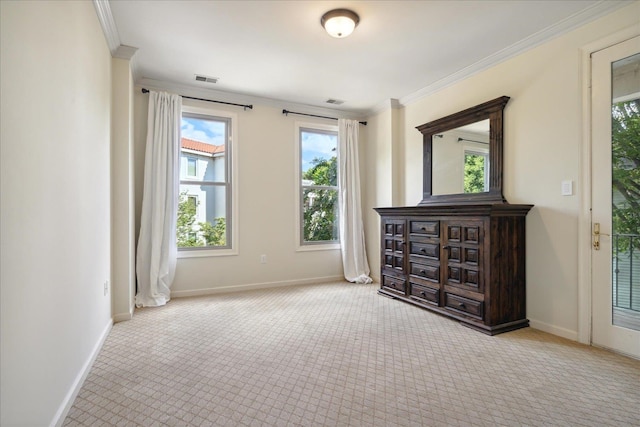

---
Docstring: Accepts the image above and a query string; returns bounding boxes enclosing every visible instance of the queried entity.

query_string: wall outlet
[260,254,267,264]
[104,280,109,296]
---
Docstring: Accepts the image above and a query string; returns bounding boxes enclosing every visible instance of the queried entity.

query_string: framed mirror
[416,96,510,205]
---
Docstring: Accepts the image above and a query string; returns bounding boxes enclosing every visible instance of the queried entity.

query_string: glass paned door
[592,36,640,358]
[611,57,640,329]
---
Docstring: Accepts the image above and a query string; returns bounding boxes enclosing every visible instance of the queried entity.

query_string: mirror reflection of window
[464,150,489,193]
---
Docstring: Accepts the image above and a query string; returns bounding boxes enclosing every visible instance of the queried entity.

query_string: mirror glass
[432,119,490,195]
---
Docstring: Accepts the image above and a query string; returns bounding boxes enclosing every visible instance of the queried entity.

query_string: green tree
[177,192,226,247]
[464,153,486,193]
[200,218,226,246]
[612,99,640,250]
[303,156,338,242]
[177,191,201,247]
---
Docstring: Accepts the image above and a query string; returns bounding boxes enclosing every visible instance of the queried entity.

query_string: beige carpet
[64,282,640,426]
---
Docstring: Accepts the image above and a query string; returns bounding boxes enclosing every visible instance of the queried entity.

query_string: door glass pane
[611,53,640,330]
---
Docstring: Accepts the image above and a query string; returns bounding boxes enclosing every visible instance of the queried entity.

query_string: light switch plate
[561,180,573,196]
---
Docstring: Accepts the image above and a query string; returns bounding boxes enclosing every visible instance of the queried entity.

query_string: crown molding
[93,0,140,81]
[137,78,368,122]
[399,0,634,107]
[93,0,120,55]
[113,45,138,60]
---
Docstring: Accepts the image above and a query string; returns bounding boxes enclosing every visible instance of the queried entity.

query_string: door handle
[593,222,610,251]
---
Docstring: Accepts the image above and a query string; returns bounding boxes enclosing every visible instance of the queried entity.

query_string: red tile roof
[181,138,224,155]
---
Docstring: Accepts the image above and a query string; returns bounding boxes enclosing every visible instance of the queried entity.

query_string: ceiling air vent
[326,99,345,105]
[195,74,218,84]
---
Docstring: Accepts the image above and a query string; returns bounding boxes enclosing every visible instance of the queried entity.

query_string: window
[178,111,232,251]
[187,195,198,211]
[297,125,339,246]
[186,157,197,178]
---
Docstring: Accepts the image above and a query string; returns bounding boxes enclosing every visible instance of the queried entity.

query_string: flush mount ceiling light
[321,9,360,38]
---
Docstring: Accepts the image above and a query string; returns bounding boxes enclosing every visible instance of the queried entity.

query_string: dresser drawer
[444,293,483,320]
[410,220,439,237]
[409,261,439,283]
[409,241,440,260]
[382,275,406,295]
[409,282,439,305]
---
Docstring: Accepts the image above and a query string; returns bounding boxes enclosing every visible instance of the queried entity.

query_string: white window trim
[178,102,239,258]
[294,121,340,252]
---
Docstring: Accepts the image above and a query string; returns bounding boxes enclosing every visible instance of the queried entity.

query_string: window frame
[294,121,340,252]
[178,103,238,258]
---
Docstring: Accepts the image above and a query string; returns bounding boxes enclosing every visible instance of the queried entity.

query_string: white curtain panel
[338,119,372,284]
[135,91,182,307]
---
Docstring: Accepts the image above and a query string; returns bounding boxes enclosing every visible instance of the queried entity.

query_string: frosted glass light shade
[321,9,359,38]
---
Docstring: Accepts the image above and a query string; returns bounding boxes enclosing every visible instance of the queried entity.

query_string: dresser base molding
[378,288,529,335]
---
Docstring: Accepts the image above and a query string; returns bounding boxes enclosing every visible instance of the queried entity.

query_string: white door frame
[578,25,640,345]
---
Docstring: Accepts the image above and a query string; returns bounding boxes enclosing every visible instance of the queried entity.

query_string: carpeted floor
[64,281,640,426]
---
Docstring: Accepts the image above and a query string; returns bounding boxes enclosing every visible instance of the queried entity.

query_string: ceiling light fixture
[321,9,359,38]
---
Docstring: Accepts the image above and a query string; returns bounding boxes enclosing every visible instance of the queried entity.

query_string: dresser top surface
[374,203,533,217]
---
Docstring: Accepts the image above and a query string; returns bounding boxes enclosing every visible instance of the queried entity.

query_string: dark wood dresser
[374,203,532,335]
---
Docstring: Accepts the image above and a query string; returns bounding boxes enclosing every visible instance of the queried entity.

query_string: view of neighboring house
[180,137,226,226]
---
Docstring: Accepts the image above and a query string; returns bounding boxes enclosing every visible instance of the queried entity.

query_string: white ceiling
[107,0,629,115]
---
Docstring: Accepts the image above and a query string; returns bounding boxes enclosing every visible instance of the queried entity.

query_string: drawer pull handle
[420,248,426,253]
[458,302,466,309]
[420,270,426,275]
[420,227,427,231]
[420,291,426,297]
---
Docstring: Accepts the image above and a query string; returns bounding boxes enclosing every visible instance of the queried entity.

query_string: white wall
[363,2,640,340]
[0,2,113,425]
[134,96,347,295]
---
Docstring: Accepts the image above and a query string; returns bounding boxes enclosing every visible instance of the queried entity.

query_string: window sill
[177,248,238,258]
[296,243,341,252]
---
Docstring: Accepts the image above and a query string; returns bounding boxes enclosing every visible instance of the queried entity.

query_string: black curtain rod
[282,109,367,126]
[141,88,253,111]
[457,137,488,145]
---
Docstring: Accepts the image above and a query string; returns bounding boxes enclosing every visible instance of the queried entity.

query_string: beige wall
[134,96,347,295]
[112,57,136,322]
[363,2,640,340]
[0,1,113,425]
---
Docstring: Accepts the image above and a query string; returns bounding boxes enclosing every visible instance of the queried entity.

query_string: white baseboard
[113,302,135,323]
[171,275,345,298]
[113,310,133,323]
[52,319,112,427]
[528,318,578,341]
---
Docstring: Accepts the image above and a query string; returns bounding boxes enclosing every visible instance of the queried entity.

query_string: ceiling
[107,0,629,116]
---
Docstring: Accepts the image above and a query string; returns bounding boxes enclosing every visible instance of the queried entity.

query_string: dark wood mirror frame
[416,96,510,205]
